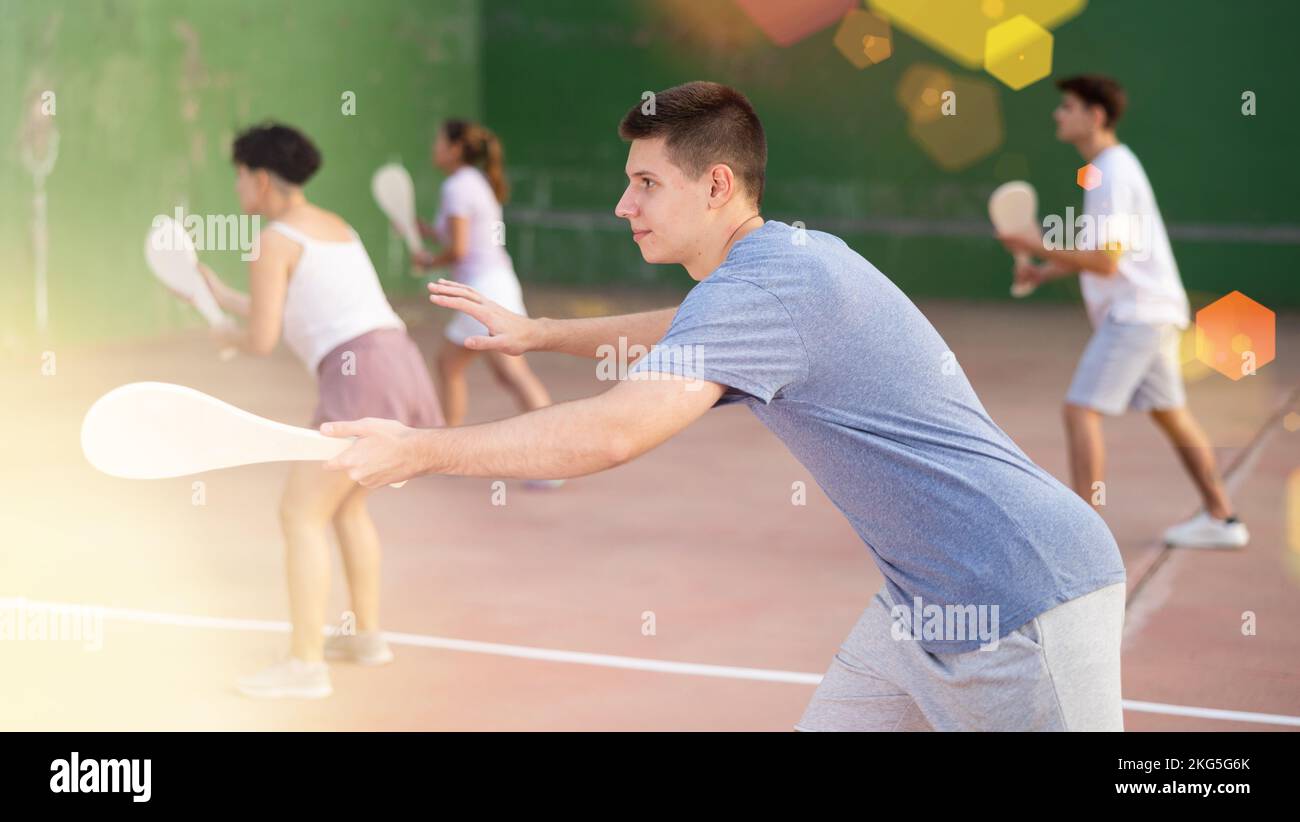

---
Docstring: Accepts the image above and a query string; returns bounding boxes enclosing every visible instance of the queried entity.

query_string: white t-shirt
[1079,144,1190,329]
[271,222,405,374]
[434,166,515,284]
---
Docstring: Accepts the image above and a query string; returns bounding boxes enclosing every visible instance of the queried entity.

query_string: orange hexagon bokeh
[1195,291,1276,381]
[1077,163,1102,190]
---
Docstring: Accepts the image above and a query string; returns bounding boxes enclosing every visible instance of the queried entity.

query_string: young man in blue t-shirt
[325,81,1128,731]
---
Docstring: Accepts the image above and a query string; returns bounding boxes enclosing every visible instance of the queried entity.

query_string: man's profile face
[1053,92,1100,142]
[615,137,713,269]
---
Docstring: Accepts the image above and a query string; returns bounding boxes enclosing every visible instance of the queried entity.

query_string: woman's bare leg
[436,341,479,426]
[279,463,358,661]
[486,350,552,413]
[333,485,382,632]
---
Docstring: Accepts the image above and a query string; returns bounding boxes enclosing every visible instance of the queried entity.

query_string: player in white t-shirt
[999,75,1247,549]
[411,121,559,482]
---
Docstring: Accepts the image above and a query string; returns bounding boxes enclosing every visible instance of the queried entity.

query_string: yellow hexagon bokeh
[897,63,955,124]
[833,9,893,69]
[982,0,1007,17]
[984,14,1053,90]
[869,0,1084,68]
[906,72,1004,170]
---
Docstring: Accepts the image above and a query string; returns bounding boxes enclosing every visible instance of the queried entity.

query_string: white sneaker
[1162,512,1249,549]
[324,630,394,666]
[237,657,332,699]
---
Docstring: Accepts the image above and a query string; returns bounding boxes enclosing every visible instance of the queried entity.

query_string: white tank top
[269,221,405,374]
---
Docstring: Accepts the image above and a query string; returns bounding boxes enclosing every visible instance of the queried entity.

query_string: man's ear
[1091,103,1108,131]
[708,163,736,204]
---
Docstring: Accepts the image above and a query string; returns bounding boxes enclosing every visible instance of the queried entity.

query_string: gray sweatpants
[796,583,1126,731]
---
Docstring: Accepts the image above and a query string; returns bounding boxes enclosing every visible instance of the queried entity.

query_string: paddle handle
[307,433,405,490]
[185,266,241,360]
[386,218,423,256]
[206,314,238,362]
[1010,251,1037,298]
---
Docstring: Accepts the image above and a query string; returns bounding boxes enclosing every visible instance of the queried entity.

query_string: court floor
[2,289,1296,730]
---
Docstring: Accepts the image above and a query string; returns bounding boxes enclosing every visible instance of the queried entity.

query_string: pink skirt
[311,328,444,429]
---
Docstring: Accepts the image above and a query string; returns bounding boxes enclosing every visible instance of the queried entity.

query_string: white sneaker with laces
[237,657,332,699]
[1162,512,1249,549]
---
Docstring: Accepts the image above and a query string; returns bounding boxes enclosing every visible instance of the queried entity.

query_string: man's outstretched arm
[998,234,1122,277]
[427,278,676,358]
[322,374,725,488]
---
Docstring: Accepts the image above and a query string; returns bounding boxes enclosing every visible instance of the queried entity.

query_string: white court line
[0,597,818,685]
[1121,700,1300,728]
[5,596,1299,727]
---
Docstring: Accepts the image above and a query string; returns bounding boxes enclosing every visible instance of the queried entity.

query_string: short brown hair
[618,81,767,207]
[1056,75,1127,129]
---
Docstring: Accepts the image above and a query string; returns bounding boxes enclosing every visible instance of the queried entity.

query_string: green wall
[0,0,480,347]
[3,0,1295,352]
[482,0,1300,306]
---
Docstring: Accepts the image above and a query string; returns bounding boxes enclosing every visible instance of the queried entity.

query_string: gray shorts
[796,582,1126,731]
[1066,317,1185,415]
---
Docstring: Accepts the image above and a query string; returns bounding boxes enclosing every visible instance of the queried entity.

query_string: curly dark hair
[231,122,322,185]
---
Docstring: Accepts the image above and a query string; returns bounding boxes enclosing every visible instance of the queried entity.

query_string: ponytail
[442,119,510,204]
[480,130,508,205]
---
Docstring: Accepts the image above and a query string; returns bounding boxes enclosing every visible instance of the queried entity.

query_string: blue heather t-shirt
[630,220,1126,653]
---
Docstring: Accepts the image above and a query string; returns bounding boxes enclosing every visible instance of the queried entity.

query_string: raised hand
[427,278,540,355]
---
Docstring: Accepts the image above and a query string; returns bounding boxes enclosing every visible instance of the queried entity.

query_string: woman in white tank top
[411,120,561,468]
[198,123,443,698]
